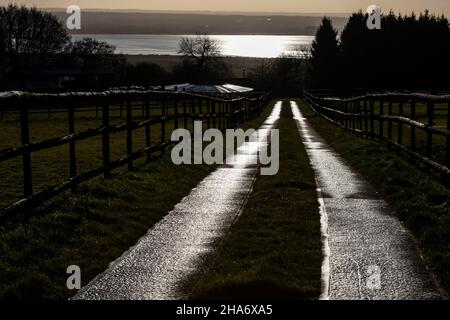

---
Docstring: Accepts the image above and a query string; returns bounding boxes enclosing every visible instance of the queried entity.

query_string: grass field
[298,99,450,294]
[322,100,449,165]
[0,101,219,210]
[0,100,275,299]
[368,101,449,164]
[191,100,322,300]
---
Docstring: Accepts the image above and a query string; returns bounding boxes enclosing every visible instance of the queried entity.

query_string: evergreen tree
[309,17,339,88]
[315,10,450,90]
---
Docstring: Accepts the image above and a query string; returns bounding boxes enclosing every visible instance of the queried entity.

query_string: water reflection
[212,35,313,57]
[72,34,314,58]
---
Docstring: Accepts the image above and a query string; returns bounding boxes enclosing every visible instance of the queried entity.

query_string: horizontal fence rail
[303,90,450,179]
[0,90,270,220]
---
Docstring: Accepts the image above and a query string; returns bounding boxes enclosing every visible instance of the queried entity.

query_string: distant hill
[46,8,352,17]
[48,10,348,35]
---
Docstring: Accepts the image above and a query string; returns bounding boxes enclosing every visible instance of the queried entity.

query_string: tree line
[0,4,234,89]
[0,5,120,75]
[2,4,447,93]
[310,11,450,91]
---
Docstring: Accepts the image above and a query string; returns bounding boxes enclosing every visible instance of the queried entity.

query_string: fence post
[206,99,211,129]
[348,101,352,129]
[227,101,232,129]
[212,100,216,128]
[243,100,247,121]
[239,100,243,124]
[191,97,196,133]
[379,100,384,138]
[411,100,416,152]
[370,100,375,138]
[183,96,187,129]
[206,100,211,129]
[364,99,369,135]
[220,102,224,130]
[145,94,151,162]
[232,101,237,127]
[398,101,404,145]
[236,100,240,125]
[388,100,393,140]
[342,101,348,128]
[68,103,77,192]
[240,100,244,124]
[126,95,133,170]
[20,97,32,199]
[426,101,434,158]
[102,97,111,178]
[228,102,231,128]
[447,102,450,167]
[228,101,232,128]
[226,102,230,129]
[174,94,179,130]
[236,100,240,126]
[199,98,204,132]
[352,101,356,131]
[161,94,166,145]
[357,101,362,130]
[344,101,349,128]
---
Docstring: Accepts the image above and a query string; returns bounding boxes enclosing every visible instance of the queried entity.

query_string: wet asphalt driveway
[291,101,442,300]
[74,102,282,300]
[75,100,443,300]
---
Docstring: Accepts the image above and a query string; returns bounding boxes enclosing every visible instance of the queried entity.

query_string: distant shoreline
[126,54,276,62]
[47,8,352,17]
[70,32,317,36]
[73,34,314,58]
[51,11,347,35]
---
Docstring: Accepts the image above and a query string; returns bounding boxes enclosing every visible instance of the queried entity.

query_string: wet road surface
[291,101,442,300]
[75,102,282,300]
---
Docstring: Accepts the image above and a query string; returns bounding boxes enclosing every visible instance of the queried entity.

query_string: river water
[71,34,314,58]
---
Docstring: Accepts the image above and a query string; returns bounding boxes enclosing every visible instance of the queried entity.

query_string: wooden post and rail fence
[0,90,270,221]
[303,90,450,179]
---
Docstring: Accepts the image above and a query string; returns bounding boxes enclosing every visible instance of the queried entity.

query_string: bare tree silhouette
[178,35,222,70]
[0,4,68,76]
[176,35,230,83]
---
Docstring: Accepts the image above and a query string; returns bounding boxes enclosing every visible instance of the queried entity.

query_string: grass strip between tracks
[191,100,322,300]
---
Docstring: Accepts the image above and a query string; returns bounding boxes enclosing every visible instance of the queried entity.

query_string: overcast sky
[3,0,450,16]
